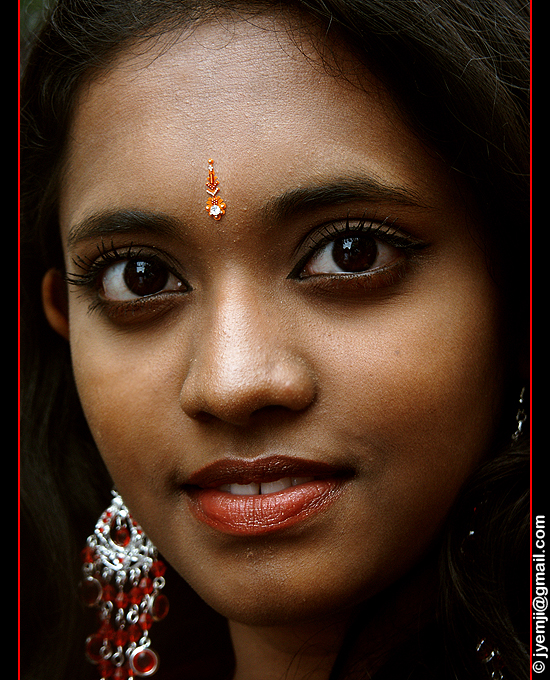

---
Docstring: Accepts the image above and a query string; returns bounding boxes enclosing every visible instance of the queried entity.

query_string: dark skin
[43,15,506,679]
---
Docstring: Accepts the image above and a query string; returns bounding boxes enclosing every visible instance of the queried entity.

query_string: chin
[204,587,357,628]
[174,551,387,629]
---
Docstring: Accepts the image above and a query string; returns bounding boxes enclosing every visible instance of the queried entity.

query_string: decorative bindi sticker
[205,159,226,220]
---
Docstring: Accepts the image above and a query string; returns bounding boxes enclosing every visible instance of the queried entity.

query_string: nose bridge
[179,282,316,424]
[203,286,280,383]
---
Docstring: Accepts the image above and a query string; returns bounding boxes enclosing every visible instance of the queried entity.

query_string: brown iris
[123,258,170,296]
[331,235,377,272]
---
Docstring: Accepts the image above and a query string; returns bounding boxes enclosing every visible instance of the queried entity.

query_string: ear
[42,268,70,340]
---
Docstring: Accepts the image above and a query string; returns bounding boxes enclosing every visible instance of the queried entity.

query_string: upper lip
[185,455,352,488]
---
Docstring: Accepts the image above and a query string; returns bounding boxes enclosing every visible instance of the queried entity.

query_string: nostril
[183,400,312,429]
[251,404,305,420]
[191,411,215,424]
[188,405,298,428]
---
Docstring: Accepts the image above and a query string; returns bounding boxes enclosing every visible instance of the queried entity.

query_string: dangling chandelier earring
[80,490,169,678]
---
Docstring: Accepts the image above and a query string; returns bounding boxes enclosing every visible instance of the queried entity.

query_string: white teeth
[219,477,315,495]
[220,483,260,495]
[291,477,315,486]
[260,477,292,495]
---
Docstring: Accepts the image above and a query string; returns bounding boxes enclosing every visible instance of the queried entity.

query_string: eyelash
[66,241,187,316]
[69,242,145,286]
[290,215,426,279]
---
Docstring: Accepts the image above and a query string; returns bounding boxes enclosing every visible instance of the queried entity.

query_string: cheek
[70,327,184,488]
[317,267,504,483]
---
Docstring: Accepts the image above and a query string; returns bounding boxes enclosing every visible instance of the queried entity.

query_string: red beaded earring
[80,491,169,678]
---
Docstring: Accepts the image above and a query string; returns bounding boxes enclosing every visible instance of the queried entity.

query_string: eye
[302,233,399,276]
[101,256,184,300]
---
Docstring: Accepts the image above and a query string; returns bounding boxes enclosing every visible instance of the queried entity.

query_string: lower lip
[187,479,343,536]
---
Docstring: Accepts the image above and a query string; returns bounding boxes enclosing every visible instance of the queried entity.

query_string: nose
[179,288,316,427]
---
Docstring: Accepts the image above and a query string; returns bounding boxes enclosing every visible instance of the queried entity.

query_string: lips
[184,455,350,536]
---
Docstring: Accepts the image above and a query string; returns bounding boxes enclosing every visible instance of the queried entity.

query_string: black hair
[20,1,530,678]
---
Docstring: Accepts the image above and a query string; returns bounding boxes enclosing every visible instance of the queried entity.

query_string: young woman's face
[50,16,505,626]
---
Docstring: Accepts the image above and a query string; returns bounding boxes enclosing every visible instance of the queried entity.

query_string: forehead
[59,14,452,231]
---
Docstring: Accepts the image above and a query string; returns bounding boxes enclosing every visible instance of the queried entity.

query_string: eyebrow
[262,175,428,223]
[66,209,182,248]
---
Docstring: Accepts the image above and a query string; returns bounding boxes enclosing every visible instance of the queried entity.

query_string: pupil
[332,235,377,272]
[124,258,168,296]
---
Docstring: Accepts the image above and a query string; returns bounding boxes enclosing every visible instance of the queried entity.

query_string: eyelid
[65,242,189,295]
[289,215,426,279]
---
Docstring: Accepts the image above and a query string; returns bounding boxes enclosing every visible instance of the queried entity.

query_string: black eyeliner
[65,241,190,320]
[288,215,428,279]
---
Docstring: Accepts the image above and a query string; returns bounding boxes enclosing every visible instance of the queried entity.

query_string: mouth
[184,455,351,536]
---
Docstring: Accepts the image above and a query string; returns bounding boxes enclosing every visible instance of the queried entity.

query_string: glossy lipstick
[185,456,349,536]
